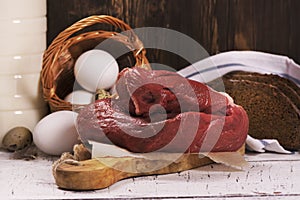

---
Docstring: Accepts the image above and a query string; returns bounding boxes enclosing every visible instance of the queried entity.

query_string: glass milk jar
[0,0,48,145]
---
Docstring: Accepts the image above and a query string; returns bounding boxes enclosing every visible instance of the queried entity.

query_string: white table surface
[1,149,300,200]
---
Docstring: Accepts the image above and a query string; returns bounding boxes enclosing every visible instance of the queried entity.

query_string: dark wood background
[47,0,300,70]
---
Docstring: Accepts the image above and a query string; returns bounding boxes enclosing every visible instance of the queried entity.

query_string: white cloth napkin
[246,135,291,154]
[178,50,300,154]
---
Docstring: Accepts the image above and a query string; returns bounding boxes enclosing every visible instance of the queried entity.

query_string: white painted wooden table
[1,149,300,200]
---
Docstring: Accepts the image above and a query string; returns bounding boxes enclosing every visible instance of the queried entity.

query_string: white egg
[64,90,94,105]
[33,111,80,156]
[74,49,119,92]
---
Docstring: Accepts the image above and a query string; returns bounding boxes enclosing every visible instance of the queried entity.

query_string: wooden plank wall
[47,0,300,70]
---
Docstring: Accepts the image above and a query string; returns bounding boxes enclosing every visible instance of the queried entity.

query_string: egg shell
[32,111,80,156]
[2,127,33,152]
[74,49,119,92]
[64,90,94,105]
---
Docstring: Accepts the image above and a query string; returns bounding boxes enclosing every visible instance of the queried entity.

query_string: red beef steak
[77,67,249,153]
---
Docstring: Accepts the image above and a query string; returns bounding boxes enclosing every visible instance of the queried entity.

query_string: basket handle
[43,15,148,74]
[48,15,143,53]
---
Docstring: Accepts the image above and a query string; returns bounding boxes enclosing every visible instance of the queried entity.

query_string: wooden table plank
[1,150,299,199]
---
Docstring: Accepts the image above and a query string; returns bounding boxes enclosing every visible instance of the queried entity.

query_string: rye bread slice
[224,71,300,110]
[208,71,300,150]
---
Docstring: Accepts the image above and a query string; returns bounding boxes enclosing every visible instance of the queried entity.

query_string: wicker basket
[41,15,150,112]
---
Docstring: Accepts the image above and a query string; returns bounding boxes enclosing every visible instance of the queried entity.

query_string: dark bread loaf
[209,71,300,150]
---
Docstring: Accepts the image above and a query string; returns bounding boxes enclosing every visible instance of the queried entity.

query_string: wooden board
[53,146,246,190]
[53,154,213,190]
[47,0,300,69]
